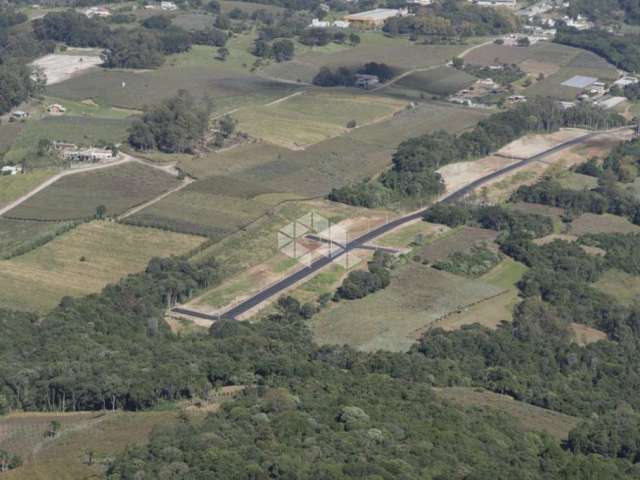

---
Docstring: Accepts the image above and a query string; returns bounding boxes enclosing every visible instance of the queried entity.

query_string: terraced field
[0,222,206,312]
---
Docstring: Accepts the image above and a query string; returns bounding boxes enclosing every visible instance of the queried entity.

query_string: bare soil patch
[33,52,103,86]
[570,323,607,346]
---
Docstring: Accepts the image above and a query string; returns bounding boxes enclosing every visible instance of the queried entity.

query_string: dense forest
[567,0,640,24]
[330,98,625,207]
[127,90,213,153]
[383,0,519,39]
[554,26,640,72]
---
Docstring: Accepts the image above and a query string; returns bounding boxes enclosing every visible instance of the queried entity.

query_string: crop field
[417,226,499,263]
[0,219,74,259]
[435,387,580,441]
[0,122,25,156]
[395,66,477,96]
[0,168,58,211]
[0,411,180,480]
[47,46,295,112]
[0,221,205,313]
[125,188,273,240]
[234,91,407,149]
[524,66,619,100]
[569,213,640,236]
[3,116,132,165]
[262,36,482,83]
[311,262,504,352]
[6,162,179,221]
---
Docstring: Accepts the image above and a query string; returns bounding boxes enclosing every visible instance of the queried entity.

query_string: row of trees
[313,62,394,87]
[330,97,625,208]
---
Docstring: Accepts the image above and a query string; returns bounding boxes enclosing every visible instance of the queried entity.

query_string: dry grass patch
[434,387,580,441]
[570,323,607,346]
[375,220,449,249]
[595,269,640,306]
[570,213,640,236]
[0,221,205,313]
[1,411,180,480]
[418,226,499,263]
[0,169,59,211]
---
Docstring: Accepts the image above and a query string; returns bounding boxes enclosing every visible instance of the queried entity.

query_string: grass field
[7,162,179,221]
[233,90,407,149]
[569,213,640,236]
[0,221,205,312]
[46,45,295,112]
[0,169,58,210]
[395,66,477,96]
[524,66,619,100]
[0,411,180,480]
[262,35,481,83]
[432,258,527,330]
[556,171,598,190]
[418,226,499,263]
[375,221,449,249]
[311,262,504,352]
[3,116,132,165]
[595,269,640,306]
[435,387,580,441]
[0,219,75,259]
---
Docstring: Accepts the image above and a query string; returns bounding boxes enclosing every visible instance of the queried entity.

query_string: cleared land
[0,221,205,312]
[6,162,179,221]
[233,91,407,149]
[569,213,640,236]
[418,226,499,263]
[0,411,179,480]
[32,51,103,86]
[311,262,504,352]
[375,220,449,249]
[556,171,599,190]
[430,258,527,330]
[435,387,580,441]
[595,269,640,306]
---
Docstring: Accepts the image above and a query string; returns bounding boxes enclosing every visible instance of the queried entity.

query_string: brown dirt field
[419,227,499,263]
[434,387,580,441]
[437,155,517,195]
[570,323,607,346]
[570,213,640,236]
[497,129,589,159]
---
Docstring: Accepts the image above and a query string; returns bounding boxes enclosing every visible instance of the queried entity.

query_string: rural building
[310,18,331,27]
[344,8,409,29]
[10,111,29,121]
[355,74,380,89]
[161,1,178,10]
[614,76,638,88]
[47,104,66,114]
[332,20,350,28]
[83,6,111,17]
[562,75,598,89]
[508,95,527,103]
[0,165,22,176]
[408,0,433,5]
[59,147,116,163]
[558,101,576,110]
[471,0,516,7]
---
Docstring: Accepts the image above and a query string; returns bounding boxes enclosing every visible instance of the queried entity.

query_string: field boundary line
[117,177,194,220]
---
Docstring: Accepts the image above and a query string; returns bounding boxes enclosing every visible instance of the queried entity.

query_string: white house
[310,18,331,27]
[161,1,178,10]
[614,76,639,88]
[83,6,111,17]
[1,165,23,176]
[332,20,350,28]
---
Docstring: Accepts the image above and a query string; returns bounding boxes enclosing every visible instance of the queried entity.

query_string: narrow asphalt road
[173,128,626,322]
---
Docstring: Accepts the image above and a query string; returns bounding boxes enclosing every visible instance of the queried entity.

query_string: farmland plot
[0,219,74,259]
[6,162,179,221]
[418,226,499,263]
[395,66,477,96]
[0,222,205,313]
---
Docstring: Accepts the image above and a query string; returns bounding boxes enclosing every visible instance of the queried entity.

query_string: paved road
[172,128,630,321]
